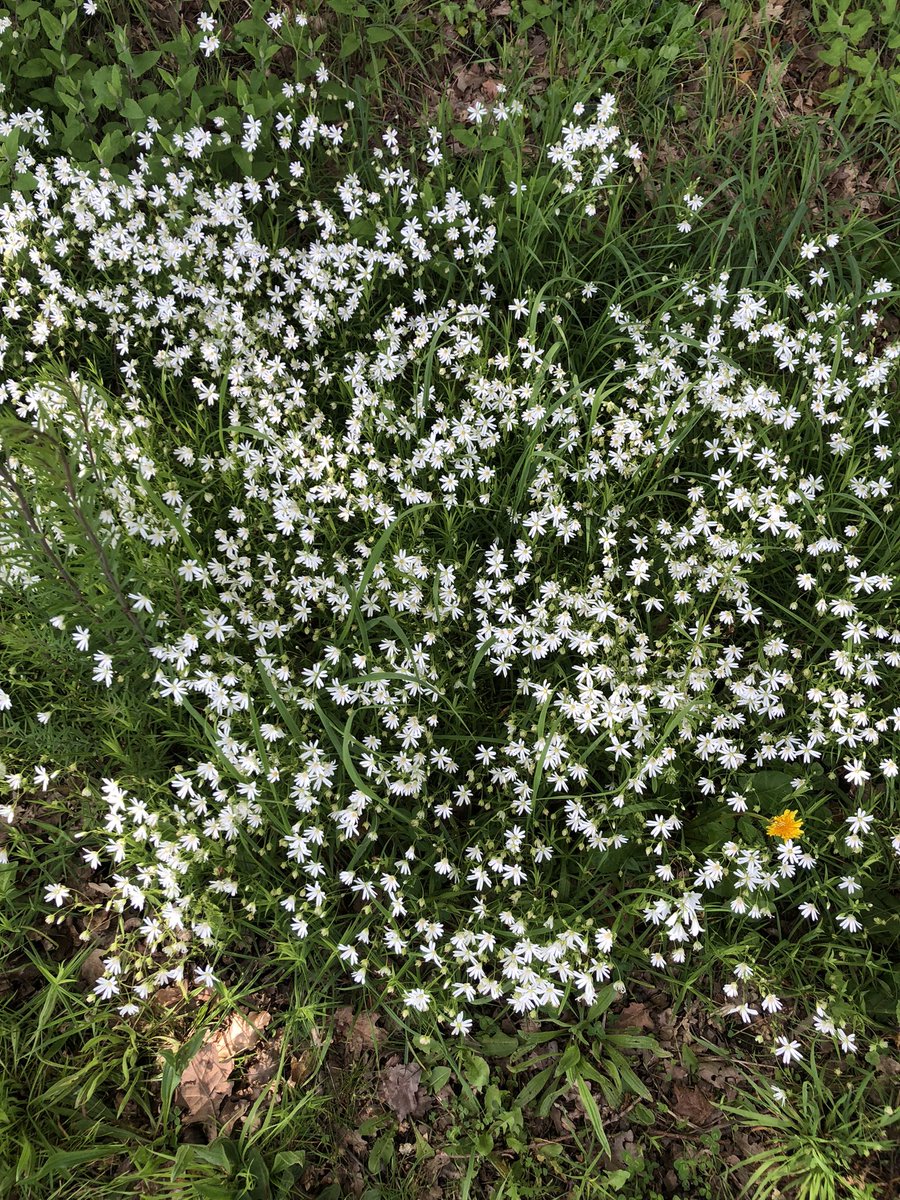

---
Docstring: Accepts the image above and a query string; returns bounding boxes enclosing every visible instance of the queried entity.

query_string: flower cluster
[0,8,898,1067]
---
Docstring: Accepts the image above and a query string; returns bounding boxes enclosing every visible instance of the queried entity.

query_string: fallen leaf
[177,1044,232,1125]
[672,1083,716,1125]
[246,1045,280,1091]
[454,66,486,93]
[613,1002,654,1032]
[379,1061,426,1121]
[287,1048,316,1086]
[79,947,106,987]
[218,1097,250,1138]
[335,1006,386,1054]
[151,986,185,1009]
[212,1010,271,1061]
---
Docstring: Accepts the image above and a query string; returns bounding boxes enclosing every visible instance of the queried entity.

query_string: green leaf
[428,1065,452,1091]
[847,49,876,72]
[16,59,54,79]
[451,125,478,148]
[514,1064,554,1108]
[272,1150,306,1175]
[479,1032,518,1057]
[131,49,161,76]
[571,1075,611,1157]
[121,98,146,122]
[558,1042,581,1073]
[475,1130,494,1155]
[463,1052,490,1089]
[744,770,792,798]
[366,25,395,42]
[189,1142,233,1170]
[340,30,362,57]
[367,1131,394,1173]
[845,7,874,42]
[39,7,64,45]
[819,38,849,66]
[630,1102,657,1125]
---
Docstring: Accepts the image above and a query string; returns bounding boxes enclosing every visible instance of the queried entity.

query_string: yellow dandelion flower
[766,809,803,841]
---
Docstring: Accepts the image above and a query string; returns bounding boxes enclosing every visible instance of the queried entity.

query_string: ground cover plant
[1,1,899,1197]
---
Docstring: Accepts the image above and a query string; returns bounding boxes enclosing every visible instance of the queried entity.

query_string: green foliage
[0,2,899,1199]
[722,1056,899,1200]
[812,0,900,122]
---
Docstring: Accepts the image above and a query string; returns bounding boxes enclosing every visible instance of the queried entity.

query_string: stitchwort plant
[0,4,898,1099]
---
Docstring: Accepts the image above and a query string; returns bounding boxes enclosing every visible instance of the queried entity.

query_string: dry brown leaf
[287,1048,317,1086]
[212,1010,271,1061]
[454,66,486,93]
[613,1002,655,1032]
[151,986,185,1009]
[218,1097,250,1138]
[379,1061,425,1121]
[79,947,106,986]
[177,1044,233,1125]
[672,1083,716,1125]
[246,1045,280,1091]
[335,1006,386,1054]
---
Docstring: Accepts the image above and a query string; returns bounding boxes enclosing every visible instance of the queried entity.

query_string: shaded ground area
[5,870,900,1199]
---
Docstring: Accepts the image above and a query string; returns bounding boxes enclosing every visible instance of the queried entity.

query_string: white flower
[92,652,114,688]
[449,1011,472,1036]
[836,912,863,934]
[836,1028,857,1054]
[182,127,212,159]
[404,988,430,1012]
[846,806,874,835]
[844,761,872,789]
[730,1003,758,1023]
[94,975,120,1000]
[44,883,71,907]
[773,1037,803,1065]
[194,963,218,989]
